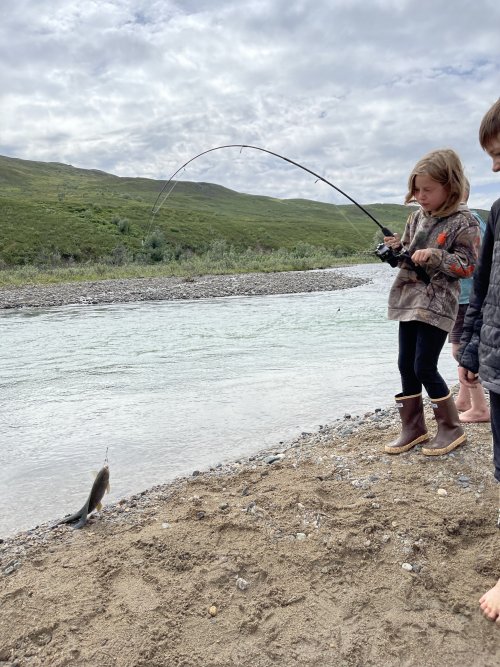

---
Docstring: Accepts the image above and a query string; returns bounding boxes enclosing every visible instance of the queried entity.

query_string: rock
[264,454,284,464]
[401,563,413,571]
[437,488,448,496]
[236,577,249,591]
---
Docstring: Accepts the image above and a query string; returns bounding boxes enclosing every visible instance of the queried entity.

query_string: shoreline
[0,267,366,309]
[1,396,499,666]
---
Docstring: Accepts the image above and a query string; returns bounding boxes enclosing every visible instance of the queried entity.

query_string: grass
[0,246,377,287]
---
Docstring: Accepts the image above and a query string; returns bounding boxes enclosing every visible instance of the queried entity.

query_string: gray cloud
[1,0,500,209]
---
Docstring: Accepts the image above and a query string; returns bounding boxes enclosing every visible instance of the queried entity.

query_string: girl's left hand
[411,249,432,265]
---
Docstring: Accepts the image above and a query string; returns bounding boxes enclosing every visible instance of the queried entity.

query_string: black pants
[490,390,500,483]
[398,321,449,398]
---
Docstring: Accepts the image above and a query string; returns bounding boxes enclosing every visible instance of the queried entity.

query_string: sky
[1,0,500,210]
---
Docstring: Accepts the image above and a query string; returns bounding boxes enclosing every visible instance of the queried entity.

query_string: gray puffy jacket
[459,198,500,393]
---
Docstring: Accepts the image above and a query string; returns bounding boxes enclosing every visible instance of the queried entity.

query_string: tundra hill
[1,154,485,266]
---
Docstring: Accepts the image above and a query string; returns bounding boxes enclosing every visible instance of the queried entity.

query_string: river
[0,264,458,537]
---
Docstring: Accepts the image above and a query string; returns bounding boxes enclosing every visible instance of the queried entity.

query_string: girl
[383,148,480,456]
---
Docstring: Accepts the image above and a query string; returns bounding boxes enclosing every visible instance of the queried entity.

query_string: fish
[52,465,110,530]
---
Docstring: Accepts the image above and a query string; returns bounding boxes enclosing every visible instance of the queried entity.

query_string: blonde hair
[463,176,470,202]
[404,148,466,218]
[479,98,500,149]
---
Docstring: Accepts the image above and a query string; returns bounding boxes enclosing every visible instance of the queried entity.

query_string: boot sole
[384,433,429,455]
[421,434,466,456]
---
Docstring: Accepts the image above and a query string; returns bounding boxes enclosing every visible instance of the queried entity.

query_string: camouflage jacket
[387,205,480,332]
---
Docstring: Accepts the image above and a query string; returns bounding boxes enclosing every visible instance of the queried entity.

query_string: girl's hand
[383,233,401,249]
[411,248,432,265]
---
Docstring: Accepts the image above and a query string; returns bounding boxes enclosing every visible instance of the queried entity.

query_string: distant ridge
[1,154,485,267]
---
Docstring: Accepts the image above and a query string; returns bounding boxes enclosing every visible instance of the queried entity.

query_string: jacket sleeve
[458,205,497,371]
[424,218,480,279]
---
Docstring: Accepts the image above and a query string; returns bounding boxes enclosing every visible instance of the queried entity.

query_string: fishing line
[317,184,372,245]
[147,144,394,240]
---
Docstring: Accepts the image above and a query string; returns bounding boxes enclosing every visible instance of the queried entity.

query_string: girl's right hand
[383,233,401,250]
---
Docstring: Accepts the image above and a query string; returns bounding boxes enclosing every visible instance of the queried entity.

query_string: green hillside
[0,154,484,267]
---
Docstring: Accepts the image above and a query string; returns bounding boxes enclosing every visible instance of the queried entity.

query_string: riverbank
[0,268,365,309]
[1,397,499,666]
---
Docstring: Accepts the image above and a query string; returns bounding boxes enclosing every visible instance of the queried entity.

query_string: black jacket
[459,198,500,393]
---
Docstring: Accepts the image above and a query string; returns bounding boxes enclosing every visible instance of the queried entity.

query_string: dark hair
[479,98,500,149]
[404,148,466,218]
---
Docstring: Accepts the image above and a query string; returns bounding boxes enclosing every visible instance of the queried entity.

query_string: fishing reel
[374,243,430,284]
[375,242,400,268]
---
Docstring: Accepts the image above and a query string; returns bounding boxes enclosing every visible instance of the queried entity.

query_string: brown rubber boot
[421,392,466,456]
[384,393,429,454]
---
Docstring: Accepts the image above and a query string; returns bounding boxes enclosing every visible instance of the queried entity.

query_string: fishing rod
[151,144,429,283]
[151,143,393,235]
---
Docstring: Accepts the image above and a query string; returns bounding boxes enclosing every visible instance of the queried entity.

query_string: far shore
[0,267,367,309]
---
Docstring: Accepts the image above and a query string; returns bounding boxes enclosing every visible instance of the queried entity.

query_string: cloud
[1,0,500,209]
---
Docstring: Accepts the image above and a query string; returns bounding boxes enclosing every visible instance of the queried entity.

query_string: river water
[0,264,458,537]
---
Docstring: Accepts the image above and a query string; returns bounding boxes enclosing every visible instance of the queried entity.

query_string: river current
[0,264,458,537]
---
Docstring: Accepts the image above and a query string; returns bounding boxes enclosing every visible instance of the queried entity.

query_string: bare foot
[480,579,500,624]
[459,408,491,423]
[455,398,472,412]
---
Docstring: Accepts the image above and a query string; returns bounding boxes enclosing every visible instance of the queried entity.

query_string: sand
[1,404,499,667]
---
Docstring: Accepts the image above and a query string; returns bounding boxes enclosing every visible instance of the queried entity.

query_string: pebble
[401,563,413,571]
[264,454,284,465]
[437,488,448,496]
[236,577,249,591]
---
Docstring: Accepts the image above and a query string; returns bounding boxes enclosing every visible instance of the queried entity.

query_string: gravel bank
[0,268,366,309]
[1,399,498,666]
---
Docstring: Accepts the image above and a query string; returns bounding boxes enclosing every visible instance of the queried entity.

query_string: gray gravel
[0,269,366,309]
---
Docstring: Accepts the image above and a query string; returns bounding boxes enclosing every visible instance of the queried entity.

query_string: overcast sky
[2,0,500,210]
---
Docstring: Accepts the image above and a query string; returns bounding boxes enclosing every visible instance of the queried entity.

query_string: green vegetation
[0,154,489,287]
[0,244,376,287]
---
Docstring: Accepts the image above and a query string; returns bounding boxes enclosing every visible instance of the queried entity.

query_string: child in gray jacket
[459,97,500,626]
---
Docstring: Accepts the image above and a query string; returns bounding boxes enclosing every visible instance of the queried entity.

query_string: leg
[397,322,422,396]
[450,305,472,411]
[451,342,472,411]
[414,323,465,455]
[490,390,500,484]
[413,322,449,399]
[384,324,428,455]
[459,383,490,423]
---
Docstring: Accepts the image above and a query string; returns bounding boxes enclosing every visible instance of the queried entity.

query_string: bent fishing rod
[151,144,429,283]
[152,143,393,235]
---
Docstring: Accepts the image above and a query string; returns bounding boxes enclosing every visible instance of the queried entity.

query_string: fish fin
[73,508,89,530]
[96,502,102,511]
[92,470,98,477]
[106,482,110,494]
[51,506,85,528]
